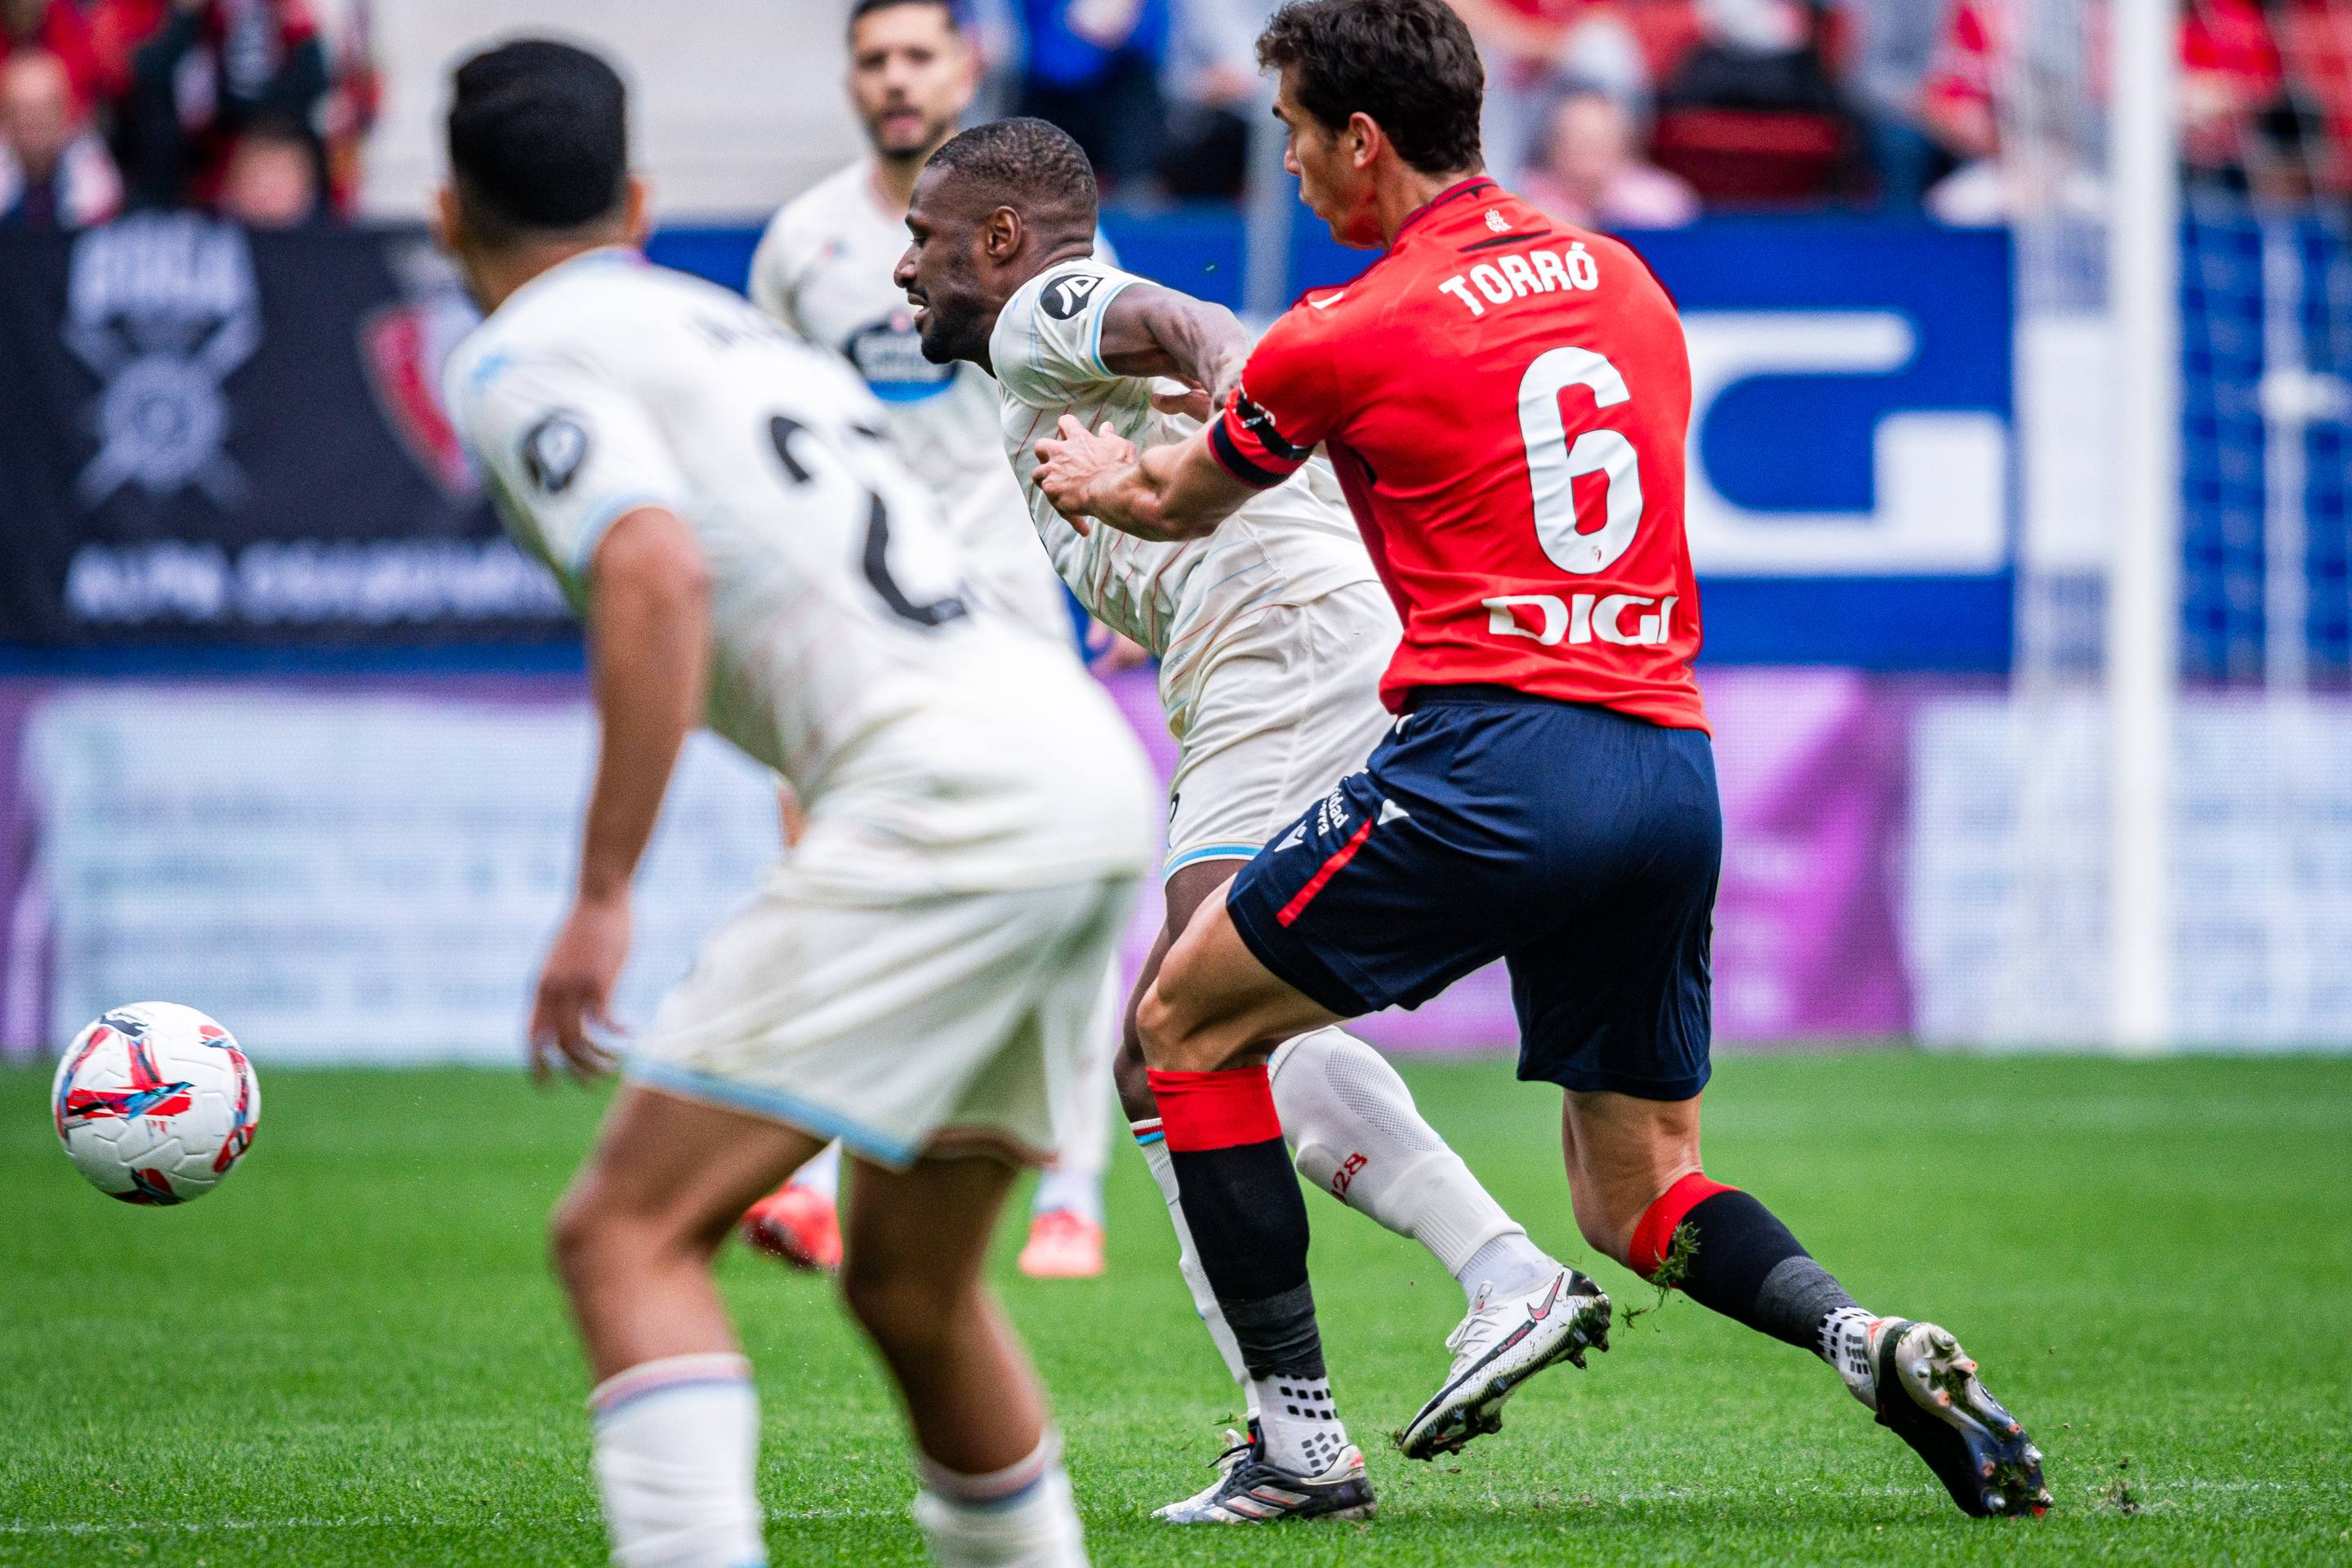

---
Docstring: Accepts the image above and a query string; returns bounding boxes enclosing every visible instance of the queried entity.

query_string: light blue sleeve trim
[567,488,689,576]
[626,1058,922,1169]
[1085,272,1143,381]
[1161,842,1263,880]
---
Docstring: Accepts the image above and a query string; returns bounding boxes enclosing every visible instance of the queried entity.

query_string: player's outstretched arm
[1034,415,1254,542]
[529,506,710,1084]
[1095,284,1250,416]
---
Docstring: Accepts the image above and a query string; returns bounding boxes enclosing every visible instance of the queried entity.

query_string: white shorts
[1162,580,1400,880]
[628,862,1140,1169]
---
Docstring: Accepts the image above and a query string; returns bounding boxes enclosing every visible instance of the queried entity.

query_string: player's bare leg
[1561,1090,2050,1518]
[553,1085,817,1568]
[1123,868,1589,1485]
[842,1152,1086,1565]
[553,1086,1087,1567]
[1129,892,1573,1521]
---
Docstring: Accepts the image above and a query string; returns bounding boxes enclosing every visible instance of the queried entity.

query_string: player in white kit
[901,116,1595,1522]
[739,0,1124,1280]
[437,43,1150,1568]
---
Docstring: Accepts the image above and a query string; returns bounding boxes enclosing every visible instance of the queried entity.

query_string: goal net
[1909,0,2352,1049]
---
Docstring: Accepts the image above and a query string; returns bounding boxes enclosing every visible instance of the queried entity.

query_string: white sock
[1035,965,1117,1227]
[1031,1166,1105,1227]
[1454,1231,1566,1307]
[1271,1028,1559,1306]
[1248,1371,1351,1477]
[1133,1120,1253,1407]
[588,1353,767,1568]
[788,1142,841,1202]
[1820,1306,1882,1408]
[911,1431,1088,1568]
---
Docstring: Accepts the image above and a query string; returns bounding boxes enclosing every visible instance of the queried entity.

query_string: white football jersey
[989,256,1379,739]
[445,250,1152,893]
[750,162,1072,645]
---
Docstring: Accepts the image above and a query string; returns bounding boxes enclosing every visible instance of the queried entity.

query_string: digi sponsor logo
[1482,591,1678,647]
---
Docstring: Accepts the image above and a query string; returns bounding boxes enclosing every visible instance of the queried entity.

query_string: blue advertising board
[657,212,2016,670]
[1289,217,2015,669]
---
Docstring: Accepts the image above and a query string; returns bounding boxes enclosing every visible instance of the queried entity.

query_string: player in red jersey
[1036,0,2048,1522]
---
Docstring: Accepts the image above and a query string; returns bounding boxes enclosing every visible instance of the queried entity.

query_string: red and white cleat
[1016,1209,1106,1279]
[741,1183,842,1272]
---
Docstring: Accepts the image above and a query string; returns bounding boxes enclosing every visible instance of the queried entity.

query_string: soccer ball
[51,1002,259,1205]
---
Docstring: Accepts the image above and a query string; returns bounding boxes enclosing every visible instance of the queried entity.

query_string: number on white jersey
[768,414,967,630]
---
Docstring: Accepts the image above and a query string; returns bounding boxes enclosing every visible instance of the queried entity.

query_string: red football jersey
[1211,177,1706,730]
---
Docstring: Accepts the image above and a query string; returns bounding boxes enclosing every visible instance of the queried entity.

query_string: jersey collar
[1390,176,1498,250]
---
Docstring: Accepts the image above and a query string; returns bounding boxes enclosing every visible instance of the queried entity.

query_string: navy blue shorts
[1227,686,1721,1101]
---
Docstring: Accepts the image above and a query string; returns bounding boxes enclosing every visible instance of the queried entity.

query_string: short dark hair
[1257,0,1484,176]
[447,39,629,242]
[848,0,963,37]
[925,116,1097,226]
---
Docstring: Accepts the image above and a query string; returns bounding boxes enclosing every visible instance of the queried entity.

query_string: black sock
[1633,1175,1857,1352]
[1151,1067,1325,1379]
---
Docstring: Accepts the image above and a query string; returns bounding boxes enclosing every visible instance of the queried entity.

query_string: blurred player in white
[741,0,1124,1280]
[437,42,1152,1568]
[901,116,1594,1522]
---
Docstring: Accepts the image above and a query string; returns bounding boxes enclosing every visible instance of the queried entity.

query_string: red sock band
[1147,1066,1283,1152]
[1628,1171,1736,1280]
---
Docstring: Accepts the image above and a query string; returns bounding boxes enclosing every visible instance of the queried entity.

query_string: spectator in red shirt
[0,44,120,225]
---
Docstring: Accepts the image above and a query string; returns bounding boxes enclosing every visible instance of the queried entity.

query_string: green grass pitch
[3,1053,2348,1566]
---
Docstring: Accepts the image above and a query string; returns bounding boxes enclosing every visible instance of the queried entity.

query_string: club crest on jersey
[522,412,588,494]
[1041,273,1103,320]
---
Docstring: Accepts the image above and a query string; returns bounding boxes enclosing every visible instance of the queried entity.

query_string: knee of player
[1134,982,1214,1071]
[1111,1036,1156,1121]
[1575,1208,1638,1272]
[546,1181,608,1285]
[839,1254,950,1353]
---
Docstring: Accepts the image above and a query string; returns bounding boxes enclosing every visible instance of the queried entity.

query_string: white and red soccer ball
[51,1002,258,1205]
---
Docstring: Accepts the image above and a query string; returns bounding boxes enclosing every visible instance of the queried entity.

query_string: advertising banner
[0,668,1908,1064]
[0,216,566,646]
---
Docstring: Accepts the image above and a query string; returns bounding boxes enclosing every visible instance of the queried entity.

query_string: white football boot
[1396,1266,1610,1461]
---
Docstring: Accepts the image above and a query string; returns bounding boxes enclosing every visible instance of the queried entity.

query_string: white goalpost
[2105,0,2183,1052]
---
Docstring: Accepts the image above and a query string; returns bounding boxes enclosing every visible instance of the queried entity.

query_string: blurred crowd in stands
[0,0,372,229]
[997,0,2352,226]
[2,0,2345,234]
